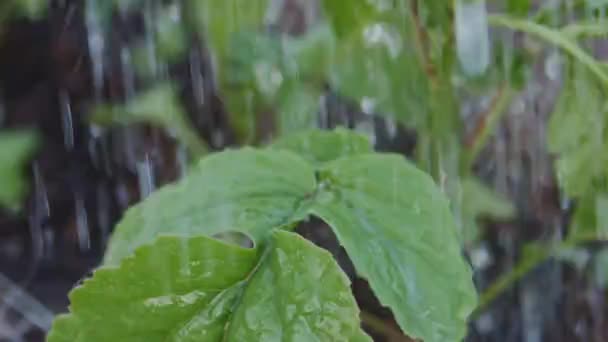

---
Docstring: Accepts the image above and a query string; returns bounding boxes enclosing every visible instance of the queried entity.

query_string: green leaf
[320,0,387,37]
[310,154,477,342]
[547,61,607,197]
[507,0,531,16]
[271,128,372,167]
[329,17,430,129]
[104,148,316,265]
[570,193,608,240]
[460,177,516,243]
[226,230,371,341]
[89,84,207,157]
[49,231,370,341]
[48,235,257,342]
[0,130,40,211]
[275,83,321,135]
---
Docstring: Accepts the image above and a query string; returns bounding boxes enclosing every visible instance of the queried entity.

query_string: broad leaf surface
[310,154,477,342]
[49,231,370,341]
[0,130,40,211]
[104,148,316,265]
[271,128,372,166]
[225,230,371,341]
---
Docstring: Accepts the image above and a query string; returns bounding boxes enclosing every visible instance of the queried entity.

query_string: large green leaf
[48,235,257,342]
[0,130,40,211]
[226,230,371,341]
[104,148,316,265]
[310,154,477,342]
[49,231,370,341]
[271,128,372,166]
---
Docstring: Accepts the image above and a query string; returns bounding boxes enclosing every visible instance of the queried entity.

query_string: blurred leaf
[310,154,477,342]
[49,231,370,341]
[569,193,608,240]
[547,60,607,197]
[275,82,321,135]
[271,127,372,166]
[507,0,531,16]
[104,148,316,265]
[320,0,380,37]
[89,84,207,156]
[0,130,39,212]
[330,22,429,129]
[460,177,516,243]
[592,248,608,288]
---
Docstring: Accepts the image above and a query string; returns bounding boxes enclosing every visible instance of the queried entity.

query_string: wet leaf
[271,128,372,166]
[310,154,477,342]
[49,231,370,341]
[48,235,257,342]
[226,231,371,341]
[0,130,40,211]
[99,129,475,340]
[104,148,316,265]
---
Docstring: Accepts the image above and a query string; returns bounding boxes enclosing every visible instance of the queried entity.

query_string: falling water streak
[96,184,111,248]
[189,49,206,109]
[137,154,155,199]
[143,0,159,79]
[120,47,136,99]
[24,163,50,284]
[85,0,105,102]
[454,0,490,76]
[74,192,91,252]
[0,273,54,332]
[59,89,74,150]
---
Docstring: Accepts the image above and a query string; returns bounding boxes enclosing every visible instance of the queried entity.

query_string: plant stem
[464,84,514,168]
[474,235,604,318]
[488,14,608,86]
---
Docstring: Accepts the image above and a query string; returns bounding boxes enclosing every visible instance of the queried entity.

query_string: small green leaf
[271,128,372,166]
[89,84,207,156]
[275,82,322,135]
[320,0,383,37]
[0,130,40,211]
[310,154,477,342]
[460,177,516,243]
[49,232,370,341]
[329,19,430,129]
[104,148,316,265]
[507,0,531,16]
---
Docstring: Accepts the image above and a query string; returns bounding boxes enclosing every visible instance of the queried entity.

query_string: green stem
[488,14,608,86]
[474,235,604,317]
[464,85,514,168]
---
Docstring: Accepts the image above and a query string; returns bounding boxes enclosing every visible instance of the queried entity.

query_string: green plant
[47,129,477,342]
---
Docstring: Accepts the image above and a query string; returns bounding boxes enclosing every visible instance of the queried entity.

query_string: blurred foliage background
[1,0,608,341]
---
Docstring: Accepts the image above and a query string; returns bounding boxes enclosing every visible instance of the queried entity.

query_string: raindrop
[137,154,155,199]
[455,0,490,76]
[74,192,91,252]
[59,89,74,150]
[189,49,205,109]
[544,50,562,82]
[96,184,111,247]
[85,0,106,101]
